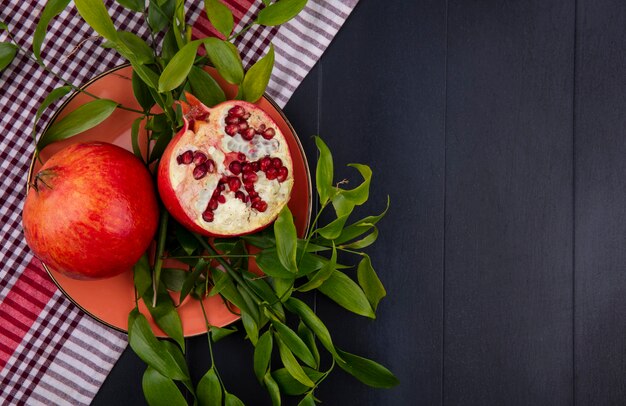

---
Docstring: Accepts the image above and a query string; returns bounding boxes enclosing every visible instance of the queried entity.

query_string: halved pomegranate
[157,95,294,237]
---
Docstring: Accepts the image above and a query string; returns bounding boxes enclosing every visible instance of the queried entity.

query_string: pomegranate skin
[22,142,159,280]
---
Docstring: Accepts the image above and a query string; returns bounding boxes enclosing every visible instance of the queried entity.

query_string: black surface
[93,1,626,405]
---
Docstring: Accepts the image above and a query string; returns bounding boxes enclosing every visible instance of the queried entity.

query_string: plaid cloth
[0,0,358,404]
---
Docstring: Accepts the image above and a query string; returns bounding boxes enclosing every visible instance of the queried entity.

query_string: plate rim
[26,63,313,336]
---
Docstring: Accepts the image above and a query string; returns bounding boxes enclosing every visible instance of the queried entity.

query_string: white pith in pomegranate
[158,95,294,237]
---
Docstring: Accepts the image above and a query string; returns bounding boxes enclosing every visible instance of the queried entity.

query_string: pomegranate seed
[218,195,226,204]
[228,176,241,192]
[242,128,256,141]
[177,150,194,165]
[202,211,214,222]
[242,163,252,173]
[242,171,258,184]
[193,151,207,165]
[256,124,267,134]
[277,167,289,182]
[225,124,238,136]
[251,196,261,204]
[262,128,276,140]
[193,164,208,179]
[219,183,226,191]
[238,152,247,161]
[208,199,218,211]
[260,157,271,171]
[206,159,216,173]
[244,183,255,192]
[235,191,246,201]
[229,160,242,175]
[225,115,240,125]
[228,105,245,117]
[250,161,260,172]
[238,121,249,131]
[254,200,268,212]
[212,189,220,197]
[271,157,282,169]
[266,168,277,180]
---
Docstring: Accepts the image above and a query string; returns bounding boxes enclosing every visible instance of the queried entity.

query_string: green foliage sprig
[5,0,399,404]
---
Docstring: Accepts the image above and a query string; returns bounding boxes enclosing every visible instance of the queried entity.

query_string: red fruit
[271,157,282,169]
[277,167,289,183]
[158,96,294,237]
[193,151,208,165]
[262,128,275,140]
[22,142,159,280]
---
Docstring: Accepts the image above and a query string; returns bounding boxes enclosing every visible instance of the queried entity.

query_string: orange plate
[29,65,312,337]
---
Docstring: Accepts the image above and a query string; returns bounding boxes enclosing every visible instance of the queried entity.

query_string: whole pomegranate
[22,142,159,280]
[158,94,294,237]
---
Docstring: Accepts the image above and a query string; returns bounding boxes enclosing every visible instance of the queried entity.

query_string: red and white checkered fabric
[0,0,358,404]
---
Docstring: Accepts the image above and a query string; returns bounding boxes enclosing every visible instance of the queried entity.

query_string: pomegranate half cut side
[158,95,295,237]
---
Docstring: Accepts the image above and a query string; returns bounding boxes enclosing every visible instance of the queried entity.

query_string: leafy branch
[10,0,399,404]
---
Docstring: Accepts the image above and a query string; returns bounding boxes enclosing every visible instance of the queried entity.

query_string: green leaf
[336,163,372,206]
[143,289,185,351]
[212,270,250,314]
[127,309,189,380]
[254,331,273,382]
[284,297,341,361]
[255,249,293,279]
[241,311,259,345]
[161,268,187,292]
[0,43,17,72]
[271,367,324,396]
[274,206,298,272]
[197,367,222,406]
[298,392,316,406]
[162,28,180,61]
[142,367,187,406]
[115,0,145,12]
[210,325,238,342]
[263,373,282,406]
[335,349,399,388]
[161,340,191,379]
[132,62,159,89]
[180,259,207,304]
[298,242,336,292]
[273,320,317,368]
[314,136,333,205]
[276,337,315,387]
[297,321,320,368]
[318,270,375,319]
[334,196,389,244]
[0,22,7,31]
[188,65,227,107]
[242,44,274,103]
[202,37,243,84]
[273,277,294,302]
[316,214,350,240]
[341,227,378,250]
[174,224,199,255]
[148,0,169,32]
[242,230,275,249]
[118,31,154,64]
[330,192,355,218]
[357,255,386,312]
[204,0,234,38]
[33,0,71,61]
[74,0,119,42]
[255,0,308,26]
[38,99,117,150]
[225,393,246,406]
[159,40,200,92]
[133,254,152,298]
[149,129,173,163]
[32,85,72,141]
[131,116,143,160]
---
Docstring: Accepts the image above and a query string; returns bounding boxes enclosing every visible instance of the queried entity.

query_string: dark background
[94,0,626,404]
